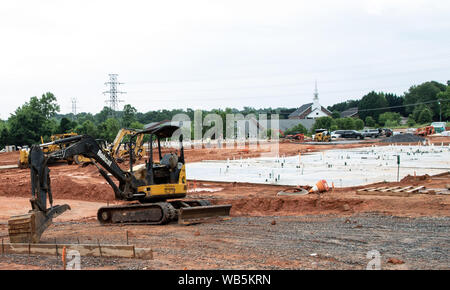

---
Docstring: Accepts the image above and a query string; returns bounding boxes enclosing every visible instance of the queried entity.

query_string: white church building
[288,82,332,119]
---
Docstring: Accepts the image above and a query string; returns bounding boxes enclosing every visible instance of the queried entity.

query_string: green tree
[312,116,334,132]
[385,93,405,116]
[7,92,60,145]
[378,112,401,126]
[284,123,308,135]
[75,120,97,137]
[95,106,114,124]
[331,111,341,119]
[335,118,356,130]
[407,115,416,127]
[0,122,10,147]
[436,83,450,121]
[365,116,376,127]
[358,91,389,121]
[59,117,73,133]
[385,120,399,128]
[404,81,446,119]
[327,99,360,113]
[130,121,144,130]
[122,104,137,127]
[417,107,433,124]
[354,119,364,130]
[412,104,427,122]
[76,112,95,124]
[98,118,120,142]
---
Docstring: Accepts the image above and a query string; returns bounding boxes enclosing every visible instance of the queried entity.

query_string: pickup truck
[334,130,364,139]
[361,129,380,138]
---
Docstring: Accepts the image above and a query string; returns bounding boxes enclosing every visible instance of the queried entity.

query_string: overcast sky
[0,0,449,119]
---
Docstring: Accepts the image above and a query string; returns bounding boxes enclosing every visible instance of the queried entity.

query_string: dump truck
[8,124,231,243]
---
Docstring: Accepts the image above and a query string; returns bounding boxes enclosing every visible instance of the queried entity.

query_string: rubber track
[97,202,176,225]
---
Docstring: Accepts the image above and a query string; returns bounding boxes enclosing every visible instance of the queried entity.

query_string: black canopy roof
[133,123,180,139]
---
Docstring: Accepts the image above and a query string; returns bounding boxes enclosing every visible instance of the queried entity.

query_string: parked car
[361,129,380,138]
[382,128,393,137]
[334,130,364,139]
[330,131,341,139]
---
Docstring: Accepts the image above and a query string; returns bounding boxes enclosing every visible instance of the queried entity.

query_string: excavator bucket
[8,204,70,243]
[178,204,232,225]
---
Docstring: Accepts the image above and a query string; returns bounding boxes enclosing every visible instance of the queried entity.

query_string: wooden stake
[97,239,102,257]
[62,246,67,270]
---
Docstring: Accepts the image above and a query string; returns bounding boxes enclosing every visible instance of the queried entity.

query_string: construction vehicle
[415,126,435,137]
[18,133,80,168]
[8,124,231,243]
[109,128,145,163]
[313,129,331,142]
[430,122,446,133]
[285,133,305,141]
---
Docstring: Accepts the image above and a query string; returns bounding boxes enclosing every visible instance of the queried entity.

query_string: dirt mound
[0,151,19,165]
[401,174,431,183]
[215,196,365,217]
[382,133,425,143]
[51,176,115,202]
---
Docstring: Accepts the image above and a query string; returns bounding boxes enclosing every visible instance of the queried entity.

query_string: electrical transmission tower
[103,74,126,116]
[71,97,77,120]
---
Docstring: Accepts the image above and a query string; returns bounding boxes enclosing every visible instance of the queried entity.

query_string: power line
[103,74,126,115]
[126,67,449,96]
[357,99,449,112]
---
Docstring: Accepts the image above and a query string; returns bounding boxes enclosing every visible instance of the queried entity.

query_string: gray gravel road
[0,213,448,269]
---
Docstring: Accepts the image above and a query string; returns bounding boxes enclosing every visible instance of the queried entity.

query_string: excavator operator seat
[160,153,178,170]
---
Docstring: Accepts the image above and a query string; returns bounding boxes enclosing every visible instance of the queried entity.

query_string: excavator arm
[8,145,71,243]
[8,135,140,243]
[52,135,140,200]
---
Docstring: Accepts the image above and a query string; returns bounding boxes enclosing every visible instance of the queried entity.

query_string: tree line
[327,80,450,128]
[0,80,448,147]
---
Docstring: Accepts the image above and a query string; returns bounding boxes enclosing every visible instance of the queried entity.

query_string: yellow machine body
[18,132,80,168]
[110,128,145,162]
[313,130,331,142]
[135,164,187,199]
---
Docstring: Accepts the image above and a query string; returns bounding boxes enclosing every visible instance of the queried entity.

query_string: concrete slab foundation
[186,144,450,187]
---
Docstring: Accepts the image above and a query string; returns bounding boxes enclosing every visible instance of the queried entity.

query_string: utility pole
[71,97,77,121]
[438,99,441,122]
[103,74,126,117]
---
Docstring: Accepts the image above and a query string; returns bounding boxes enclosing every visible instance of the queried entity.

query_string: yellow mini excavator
[8,124,231,243]
[109,128,145,163]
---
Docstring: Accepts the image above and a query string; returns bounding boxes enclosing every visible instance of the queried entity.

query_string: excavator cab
[128,124,188,201]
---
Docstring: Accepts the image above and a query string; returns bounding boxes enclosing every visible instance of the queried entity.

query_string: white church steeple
[312,80,320,112]
[313,80,319,101]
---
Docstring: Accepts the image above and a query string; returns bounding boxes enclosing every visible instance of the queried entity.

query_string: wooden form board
[357,186,426,197]
[0,243,152,260]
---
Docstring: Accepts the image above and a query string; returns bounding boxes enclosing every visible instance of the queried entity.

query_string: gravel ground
[382,133,425,143]
[0,213,448,270]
